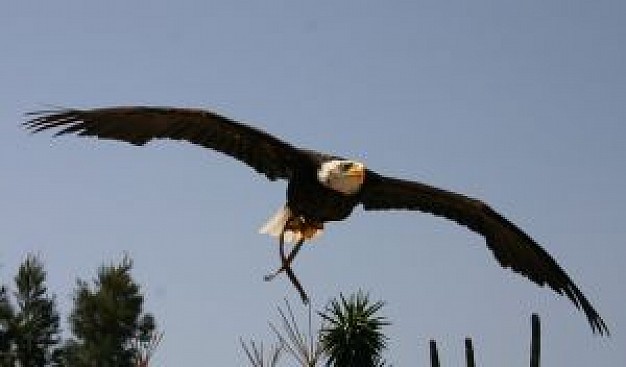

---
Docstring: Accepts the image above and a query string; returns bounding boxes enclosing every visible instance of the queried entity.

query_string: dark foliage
[319,291,389,367]
[0,253,159,366]
[60,256,156,366]
[0,255,61,366]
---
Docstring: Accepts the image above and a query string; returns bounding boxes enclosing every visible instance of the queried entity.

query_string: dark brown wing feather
[24,106,304,180]
[360,170,608,335]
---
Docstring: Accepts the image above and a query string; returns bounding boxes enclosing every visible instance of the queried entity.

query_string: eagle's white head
[317,159,366,195]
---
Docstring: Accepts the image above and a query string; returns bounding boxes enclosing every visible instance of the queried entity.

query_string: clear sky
[2,1,625,365]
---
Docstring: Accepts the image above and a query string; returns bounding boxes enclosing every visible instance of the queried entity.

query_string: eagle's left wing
[360,170,608,335]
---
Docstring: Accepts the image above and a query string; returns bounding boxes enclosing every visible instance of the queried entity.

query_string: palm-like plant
[241,299,325,367]
[269,300,326,367]
[240,338,283,367]
[319,291,389,367]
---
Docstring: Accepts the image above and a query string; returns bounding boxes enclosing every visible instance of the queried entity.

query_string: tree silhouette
[242,292,390,367]
[60,256,157,366]
[0,285,15,365]
[240,338,284,367]
[242,300,325,367]
[319,291,389,367]
[0,253,161,366]
[0,254,61,366]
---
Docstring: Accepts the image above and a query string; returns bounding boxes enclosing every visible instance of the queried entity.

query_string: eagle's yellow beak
[344,163,365,186]
[346,163,365,179]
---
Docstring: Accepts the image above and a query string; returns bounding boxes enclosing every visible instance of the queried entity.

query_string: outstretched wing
[360,170,608,335]
[24,106,304,181]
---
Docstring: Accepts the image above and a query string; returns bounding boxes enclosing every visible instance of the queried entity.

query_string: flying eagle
[24,106,608,335]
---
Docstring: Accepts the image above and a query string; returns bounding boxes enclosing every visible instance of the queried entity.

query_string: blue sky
[2,1,625,365]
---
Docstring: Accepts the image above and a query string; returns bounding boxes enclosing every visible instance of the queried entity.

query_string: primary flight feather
[24,106,608,335]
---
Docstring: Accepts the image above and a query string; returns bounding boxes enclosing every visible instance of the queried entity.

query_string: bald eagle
[24,106,608,335]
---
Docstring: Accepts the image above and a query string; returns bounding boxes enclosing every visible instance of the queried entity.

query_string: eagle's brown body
[288,169,360,223]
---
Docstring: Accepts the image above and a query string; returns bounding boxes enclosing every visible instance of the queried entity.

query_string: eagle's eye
[341,162,354,171]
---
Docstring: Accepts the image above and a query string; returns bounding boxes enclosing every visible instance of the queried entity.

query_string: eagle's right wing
[25,106,305,181]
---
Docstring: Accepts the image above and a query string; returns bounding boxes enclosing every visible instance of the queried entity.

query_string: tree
[0,254,62,366]
[242,293,390,367]
[240,338,283,367]
[0,285,15,365]
[13,255,61,365]
[242,300,325,367]
[269,301,325,367]
[319,291,389,367]
[61,256,157,366]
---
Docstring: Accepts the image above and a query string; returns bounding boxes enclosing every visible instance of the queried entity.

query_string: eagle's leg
[279,235,309,304]
[264,235,305,281]
[264,231,287,282]
[263,227,309,303]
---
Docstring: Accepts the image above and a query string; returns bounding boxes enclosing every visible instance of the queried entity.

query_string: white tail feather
[259,205,291,237]
[258,205,323,244]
